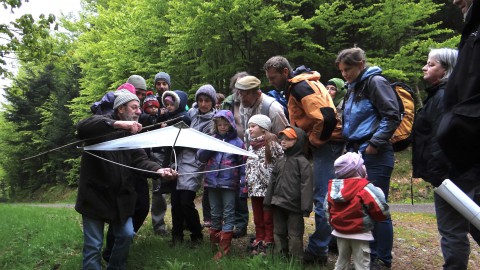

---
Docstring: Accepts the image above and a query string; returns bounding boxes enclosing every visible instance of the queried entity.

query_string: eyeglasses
[128,105,140,111]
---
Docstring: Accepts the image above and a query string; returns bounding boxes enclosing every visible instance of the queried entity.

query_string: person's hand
[160,122,167,128]
[365,144,378,155]
[156,168,178,180]
[113,121,143,134]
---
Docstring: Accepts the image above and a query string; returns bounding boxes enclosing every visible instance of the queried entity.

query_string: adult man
[127,75,148,102]
[76,89,176,269]
[223,73,288,238]
[264,56,343,265]
[436,1,480,269]
[150,71,172,236]
[234,75,289,146]
[154,71,171,99]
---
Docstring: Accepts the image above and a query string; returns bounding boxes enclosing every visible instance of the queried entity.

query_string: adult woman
[412,48,461,268]
[336,47,400,269]
[412,48,457,187]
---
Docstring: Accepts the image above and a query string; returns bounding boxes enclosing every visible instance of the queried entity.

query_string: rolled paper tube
[434,179,480,230]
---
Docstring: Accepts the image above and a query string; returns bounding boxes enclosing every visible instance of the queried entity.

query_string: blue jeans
[82,215,135,270]
[306,142,344,256]
[362,147,394,267]
[208,187,236,232]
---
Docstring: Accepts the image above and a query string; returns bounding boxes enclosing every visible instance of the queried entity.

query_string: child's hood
[328,178,370,202]
[284,126,307,156]
[213,109,238,138]
[162,90,188,115]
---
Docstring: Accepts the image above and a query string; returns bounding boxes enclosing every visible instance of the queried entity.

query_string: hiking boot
[303,250,328,266]
[370,258,391,270]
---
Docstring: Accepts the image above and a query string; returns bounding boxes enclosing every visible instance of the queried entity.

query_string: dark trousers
[273,206,304,258]
[171,189,203,241]
[235,194,249,231]
[202,187,211,222]
[435,168,480,269]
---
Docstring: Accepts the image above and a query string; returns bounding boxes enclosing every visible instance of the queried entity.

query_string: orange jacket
[287,71,343,147]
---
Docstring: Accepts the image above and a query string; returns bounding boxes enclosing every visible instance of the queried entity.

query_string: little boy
[264,126,313,259]
[325,152,390,270]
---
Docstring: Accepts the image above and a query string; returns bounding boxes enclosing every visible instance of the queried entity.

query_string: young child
[215,92,225,110]
[172,84,217,245]
[197,110,245,260]
[325,152,390,270]
[245,114,284,255]
[141,91,160,125]
[159,90,191,127]
[264,126,313,260]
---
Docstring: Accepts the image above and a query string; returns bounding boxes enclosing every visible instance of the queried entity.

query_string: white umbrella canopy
[82,122,256,158]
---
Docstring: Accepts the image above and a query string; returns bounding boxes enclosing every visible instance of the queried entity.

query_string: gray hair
[263,56,293,77]
[429,48,458,82]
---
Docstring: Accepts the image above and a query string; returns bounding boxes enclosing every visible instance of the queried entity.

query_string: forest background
[0,0,466,200]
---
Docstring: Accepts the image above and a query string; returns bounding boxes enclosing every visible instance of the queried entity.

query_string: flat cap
[235,75,261,91]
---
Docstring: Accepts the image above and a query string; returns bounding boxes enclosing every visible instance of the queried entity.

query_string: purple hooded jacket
[198,110,246,190]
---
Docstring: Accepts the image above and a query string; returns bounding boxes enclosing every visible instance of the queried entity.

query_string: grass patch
[0,204,82,269]
[2,204,480,269]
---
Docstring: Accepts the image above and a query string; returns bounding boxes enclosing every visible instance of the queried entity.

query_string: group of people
[75,1,480,269]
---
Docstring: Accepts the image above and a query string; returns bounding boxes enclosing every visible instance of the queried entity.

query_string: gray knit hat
[248,114,271,130]
[113,89,140,110]
[334,152,367,179]
[154,72,171,87]
[235,75,261,91]
[127,75,147,90]
[195,84,217,105]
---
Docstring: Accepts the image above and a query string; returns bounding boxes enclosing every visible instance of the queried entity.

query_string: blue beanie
[195,84,217,105]
[154,72,171,87]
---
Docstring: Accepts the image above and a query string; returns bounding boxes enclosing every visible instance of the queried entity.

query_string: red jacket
[325,178,390,234]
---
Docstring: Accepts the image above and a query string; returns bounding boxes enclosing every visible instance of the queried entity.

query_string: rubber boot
[209,228,221,252]
[213,231,233,260]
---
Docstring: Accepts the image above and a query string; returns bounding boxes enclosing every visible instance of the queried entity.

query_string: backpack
[356,76,415,152]
[90,91,115,115]
[266,89,289,120]
[390,82,415,152]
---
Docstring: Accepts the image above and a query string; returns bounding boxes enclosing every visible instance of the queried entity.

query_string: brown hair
[335,47,366,68]
[264,131,279,165]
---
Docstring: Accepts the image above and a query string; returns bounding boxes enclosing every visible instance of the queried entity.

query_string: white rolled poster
[434,179,480,230]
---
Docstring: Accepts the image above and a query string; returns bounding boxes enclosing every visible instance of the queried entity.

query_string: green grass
[0,204,83,269]
[0,204,323,270]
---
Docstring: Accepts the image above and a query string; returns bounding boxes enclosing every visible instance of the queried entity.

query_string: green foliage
[0,0,57,76]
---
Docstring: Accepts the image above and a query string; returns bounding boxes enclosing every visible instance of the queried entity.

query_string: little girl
[198,110,245,260]
[325,152,390,270]
[245,114,284,255]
